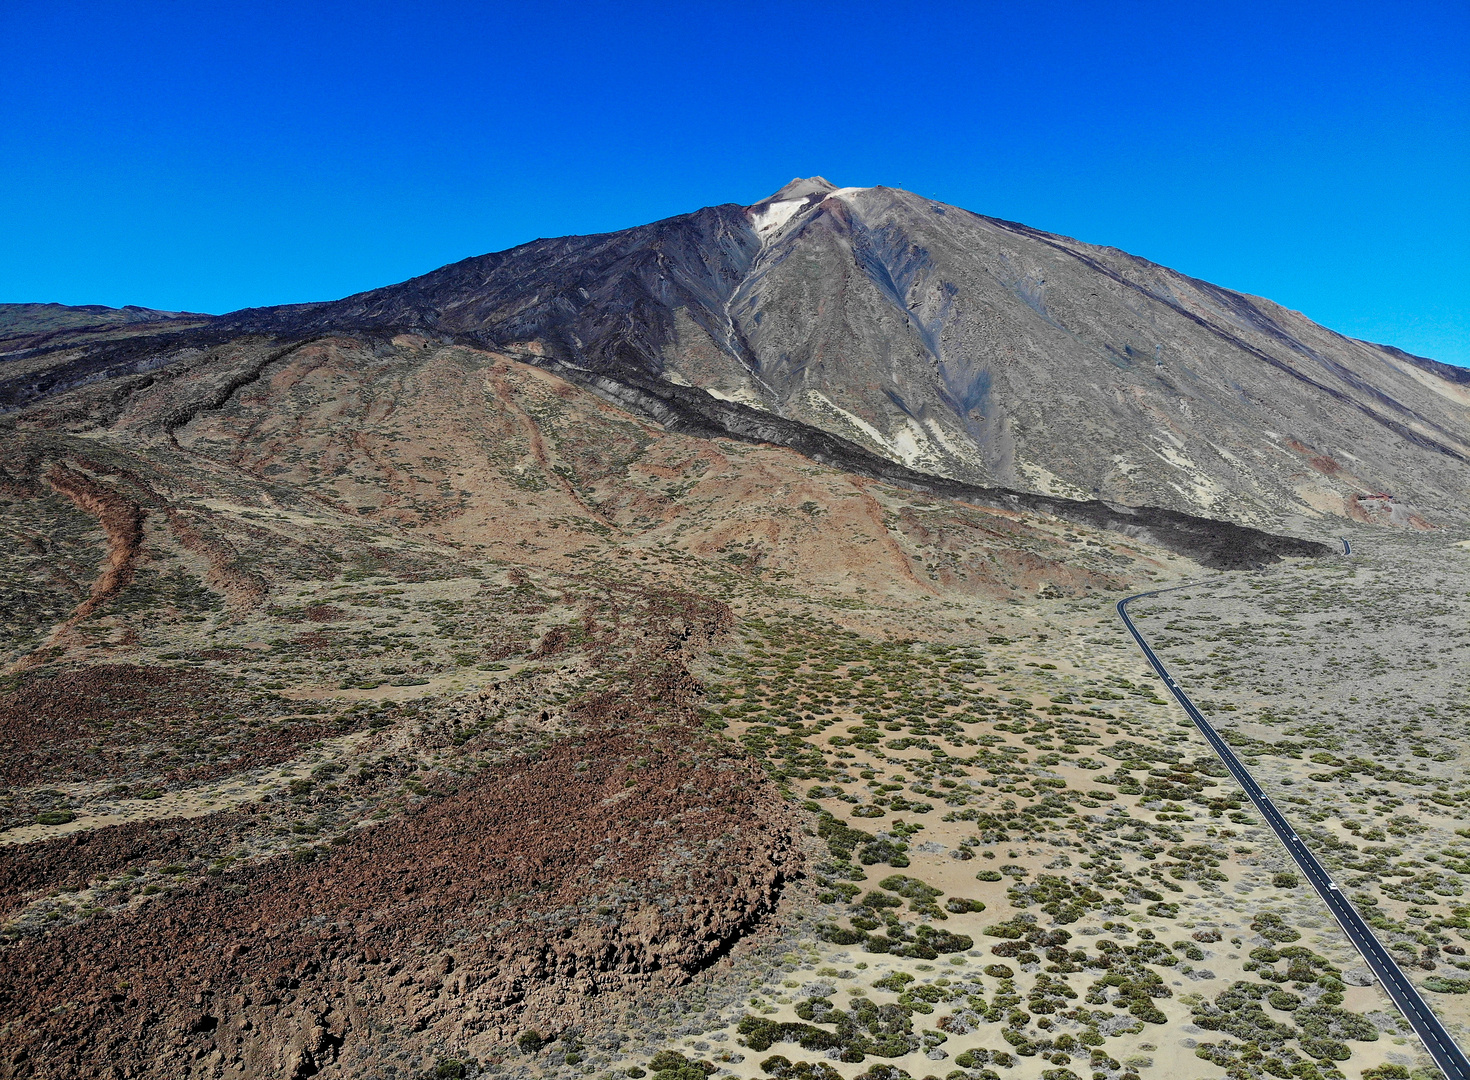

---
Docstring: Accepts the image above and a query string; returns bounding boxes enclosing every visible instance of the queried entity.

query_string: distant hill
[0,302,203,338]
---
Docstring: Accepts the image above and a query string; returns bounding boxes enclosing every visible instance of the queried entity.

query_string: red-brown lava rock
[0,664,358,787]
[0,720,798,1079]
[0,812,250,916]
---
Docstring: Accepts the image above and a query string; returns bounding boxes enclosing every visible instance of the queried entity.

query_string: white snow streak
[750,199,806,241]
[749,187,871,246]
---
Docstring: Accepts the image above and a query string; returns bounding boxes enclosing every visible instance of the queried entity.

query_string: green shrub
[1297,1036,1350,1061]
[760,1056,841,1080]
[872,971,915,991]
[905,925,972,956]
[879,874,944,913]
[1252,912,1301,943]
[815,922,867,946]
[853,1067,911,1080]
[647,1050,716,1080]
[945,897,987,914]
[860,839,910,866]
[736,1017,844,1054]
[1128,1000,1167,1024]
[1424,975,1470,994]
[517,1030,546,1053]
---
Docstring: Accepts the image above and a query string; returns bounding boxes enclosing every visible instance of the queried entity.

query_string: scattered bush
[872,971,915,992]
[945,897,987,914]
[760,1056,841,1080]
[1424,975,1470,994]
[517,1030,546,1053]
[648,1051,716,1080]
[853,1067,911,1080]
[1360,1066,1410,1080]
[879,875,945,915]
[1252,911,1302,943]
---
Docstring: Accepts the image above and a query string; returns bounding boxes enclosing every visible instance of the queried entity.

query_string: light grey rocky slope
[668,178,1470,528]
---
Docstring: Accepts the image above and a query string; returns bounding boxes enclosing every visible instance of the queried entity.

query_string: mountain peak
[756,176,838,206]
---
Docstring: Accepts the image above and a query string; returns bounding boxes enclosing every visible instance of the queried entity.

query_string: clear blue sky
[3,1,1466,364]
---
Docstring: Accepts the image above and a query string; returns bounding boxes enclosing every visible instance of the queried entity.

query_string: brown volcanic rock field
[0,664,366,787]
[0,660,799,1079]
[0,811,252,918]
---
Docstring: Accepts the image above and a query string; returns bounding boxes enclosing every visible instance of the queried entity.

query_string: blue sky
[2,1,1466,364]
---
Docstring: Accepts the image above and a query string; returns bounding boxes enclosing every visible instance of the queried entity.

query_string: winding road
[1117,585,1469,1080]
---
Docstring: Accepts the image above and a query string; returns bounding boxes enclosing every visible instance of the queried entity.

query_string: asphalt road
[1117,586,1469,1080]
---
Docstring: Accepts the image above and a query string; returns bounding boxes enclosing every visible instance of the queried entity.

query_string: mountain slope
[223,177,1470,527]
[704,180,1470,528]
[5,179,1466,531]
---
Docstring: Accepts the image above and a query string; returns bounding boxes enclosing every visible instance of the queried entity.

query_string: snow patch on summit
[750,199,807,241]
[748,182,870,245]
